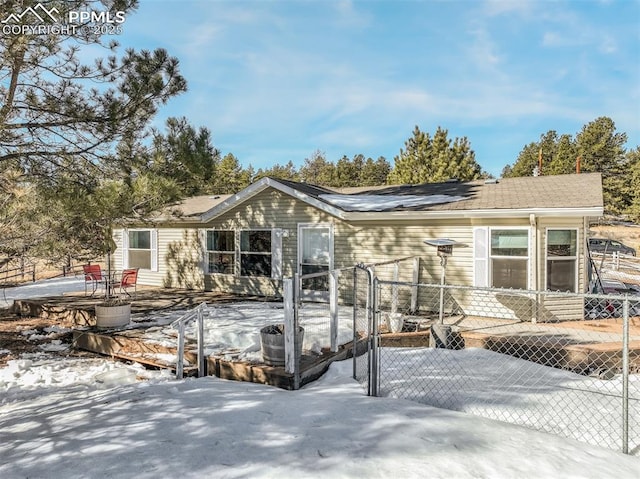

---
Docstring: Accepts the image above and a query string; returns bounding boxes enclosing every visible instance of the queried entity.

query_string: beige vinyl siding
[114,185,592,323]
[343,217,543,286]
[112,228,124,271]
[202,189,483,296]
[333,221,473,309]
[333,221,474,285]
[203,189,335,296]
[156,227,204,289]
[114,227,204,289]
[450,216,587,322]
[199,188,559,303]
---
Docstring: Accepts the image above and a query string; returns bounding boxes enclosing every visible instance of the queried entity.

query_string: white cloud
[542,31,563,47]
[332,0,372,28]
[482,0,535,17]
[598,34,617,54]
[542,28,618,54]
[468,27,503,67]
[184,24,220,51]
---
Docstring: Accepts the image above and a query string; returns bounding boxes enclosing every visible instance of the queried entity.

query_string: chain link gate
[352,264,376,394]
[359,274,639,455]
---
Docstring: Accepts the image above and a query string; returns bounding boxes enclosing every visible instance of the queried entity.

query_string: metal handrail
[171,302,209,379]
[361,255,415,269]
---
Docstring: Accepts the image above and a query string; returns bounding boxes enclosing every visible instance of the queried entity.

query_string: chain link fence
[353,265,373,393]
[293,268,357,362]
[362,277,640,455]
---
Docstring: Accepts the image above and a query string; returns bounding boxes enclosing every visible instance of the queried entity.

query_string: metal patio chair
[111,268,139,299]
[83,264,105,296]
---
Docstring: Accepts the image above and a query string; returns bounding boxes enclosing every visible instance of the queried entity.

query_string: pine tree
[334,155,362,187]
[151,117,220,196]
[0,0,186,261]
[214,154,251,194]
[254,161,299,181]
[625,148,640,221]
[388,126,482,184]
[360,156,391,186]
[299,150,336,186]
[503,117,632,215]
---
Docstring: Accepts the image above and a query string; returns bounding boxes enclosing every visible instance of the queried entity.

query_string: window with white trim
[546,229,578,292]
[490,229,529,289]
[240,230,272,277]
[128,230,153,269]
[205,228,282,278]
[206,230,235,274]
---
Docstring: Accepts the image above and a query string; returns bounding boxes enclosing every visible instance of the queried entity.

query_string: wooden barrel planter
[260,324,304,367]
[95,302,131,329]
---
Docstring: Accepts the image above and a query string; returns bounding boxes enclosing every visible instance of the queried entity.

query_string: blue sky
[115,0,639,177]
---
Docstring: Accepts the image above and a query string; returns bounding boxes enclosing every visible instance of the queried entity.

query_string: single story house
[113,173,603,320]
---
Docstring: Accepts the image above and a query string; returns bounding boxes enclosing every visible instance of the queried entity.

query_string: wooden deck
[9,288,640,386]
[9,289,363,390]
[72,328,362,390]
[9,288,272,325]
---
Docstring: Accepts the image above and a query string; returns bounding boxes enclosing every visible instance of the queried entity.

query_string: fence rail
[355,272,640,456]
[0,263,36,285]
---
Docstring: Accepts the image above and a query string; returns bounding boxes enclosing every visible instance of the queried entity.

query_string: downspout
[530,214,539,323]
[530,214,538,290]
[584,217,590,292]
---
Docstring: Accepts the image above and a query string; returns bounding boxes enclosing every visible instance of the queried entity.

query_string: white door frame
[297,223,334,301]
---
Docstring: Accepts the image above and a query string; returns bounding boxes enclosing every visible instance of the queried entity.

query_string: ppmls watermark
[1,3,126,36]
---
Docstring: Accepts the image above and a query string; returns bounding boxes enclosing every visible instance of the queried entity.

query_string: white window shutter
[122,229,129,269]
[150,229,159,272]
[198,229,209,274]
[271,229,283,280]
[473,227,489,287]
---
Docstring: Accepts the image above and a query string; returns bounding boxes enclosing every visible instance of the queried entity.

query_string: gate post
[622,297,629,454]
[330,269,339,352]
[410,257,419,314]
[197,307,205,377]
[176,320,185,379]
[370,273,379,397]
[352,267,358,380]
[284,278,296,375]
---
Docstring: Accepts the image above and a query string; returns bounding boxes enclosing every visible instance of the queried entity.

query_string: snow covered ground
[378,347,640,453]
[1,278,639,477]
[128,301,354,364]
[0,276,86,308]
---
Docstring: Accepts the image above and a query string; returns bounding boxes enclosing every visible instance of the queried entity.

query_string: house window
[128,230,152,269]
[206,230,235,274]
[546,229,577,292]
[240,230,272,277]
[490,229,529,289]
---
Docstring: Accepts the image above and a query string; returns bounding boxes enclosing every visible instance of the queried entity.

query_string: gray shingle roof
[156,194,232,219]
[160,173,603,222]
[288,173,603,212]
